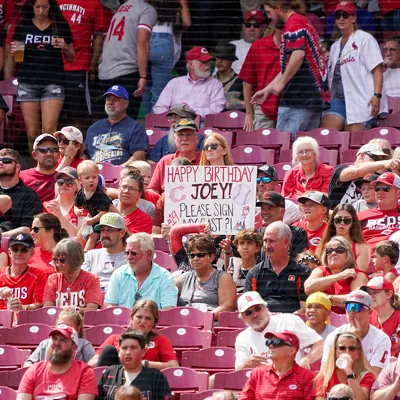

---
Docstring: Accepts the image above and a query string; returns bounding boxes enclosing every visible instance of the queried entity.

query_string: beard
[47,346,74,365]
[0,164,17,178]
[167,127,177,150]
[193,64,211,79]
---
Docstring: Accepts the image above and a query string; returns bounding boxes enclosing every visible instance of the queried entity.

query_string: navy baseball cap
[9,233,35,249]
[103,85,129,101]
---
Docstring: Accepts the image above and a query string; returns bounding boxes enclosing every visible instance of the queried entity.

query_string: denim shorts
[17,82,65,102]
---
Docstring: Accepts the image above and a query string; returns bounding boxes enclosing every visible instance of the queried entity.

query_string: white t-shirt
[384,68,400,97]
[284,199,302,225]
[322,324,391,369]
[230,39,252,74]
[235,313,322,369]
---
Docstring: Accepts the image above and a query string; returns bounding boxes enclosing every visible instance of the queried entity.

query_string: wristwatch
[347,372,357,379]
[143,360,149,368]
[374,93,382,98]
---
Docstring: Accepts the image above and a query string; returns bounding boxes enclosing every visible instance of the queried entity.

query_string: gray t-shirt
[81,248,127,289]
[99,0,157,80]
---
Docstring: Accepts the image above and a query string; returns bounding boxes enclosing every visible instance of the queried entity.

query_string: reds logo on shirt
[288,275,295,281]
[56,290,86,307]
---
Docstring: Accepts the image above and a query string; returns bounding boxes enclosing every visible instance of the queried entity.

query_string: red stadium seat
[83,307,132,327]
[1,324,53,350]
[216,329,245,348]
[158,307,214,331]
[84,325,125,348]
[213,369,253,391]
[272,162,292,182]
[350,126,400,149]
[162,367,209,396]
[215,312,246,333]
[0,346,30,370]
[279,147,338,166]
[146,112,200,129]
[0,311,13,329]
[159,326,212,353]
[153,251,178,273]
[341,149,358,164]
[204,111,246,131]
[198,128,234,148]
[0,367,29,389]
[153,237,170,253]
[0,386,17,400]
[17,307,62,326]
[96,162,123,189]
[146,128,169,148]
[380,97,400,128]
[330,313,348,327]
[93,367,107,383]
[231,146,275,166]
[181,390,223,400]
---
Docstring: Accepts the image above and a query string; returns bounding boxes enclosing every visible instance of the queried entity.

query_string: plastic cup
[13,42,25,63]
[336,357,349,370]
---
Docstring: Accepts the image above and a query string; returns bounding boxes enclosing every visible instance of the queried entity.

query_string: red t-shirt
[56,155,84,169]
[43,270,103,308]
[18,360,98,399]
[28,247,56,277]
[96,333,177,363]
[0,266,47,309]
[144,190,160,206]
[293,220,327,252]
[124,207,153,235]
[238,32,281,120]
[281,163,333,199]
[370,309,400,357]
[379,0,400,15]
[19,168,56,202]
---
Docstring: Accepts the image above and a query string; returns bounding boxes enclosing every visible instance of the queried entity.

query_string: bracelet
[140,76,147,80]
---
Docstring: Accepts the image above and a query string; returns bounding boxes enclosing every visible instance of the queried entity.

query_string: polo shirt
[244,258,311,313]
[104,262,178,309]
[239,363,315,400]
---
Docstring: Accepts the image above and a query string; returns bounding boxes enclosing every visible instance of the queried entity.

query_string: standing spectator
[305,292,335,339]
[54,126,85,171]
[230,10,266,74]
[253,0,329,133]
[383,36,400,97]
[5,0,74,154]
[0,148,42,237]
[98,0,157,119]
[153,46,226,118]
[0,94,8,124]
[20,133,58,202]
[85,85,148,165]
[320,1,387,133]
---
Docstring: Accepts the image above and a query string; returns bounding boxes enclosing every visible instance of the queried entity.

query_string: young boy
[130,160,152,190]
[353,173,379,213]
[74,160,115,251]
[373,240,399,282]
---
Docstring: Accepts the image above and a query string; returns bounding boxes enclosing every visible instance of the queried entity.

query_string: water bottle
[336,356,349,370]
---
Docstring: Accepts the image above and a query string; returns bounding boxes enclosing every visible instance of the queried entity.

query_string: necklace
[65,272,79,292]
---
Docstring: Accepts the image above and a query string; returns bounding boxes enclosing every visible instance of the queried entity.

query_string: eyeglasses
[188,253,209,259]
[31,226,44,233]
[244,22,261,28]
[297,149,314,156]
[203,143,219,151]
[336,345,360,352]
[36,147,59,154]
[374,185,392,192]
[125,250,138,257]
[333,217,352,225]
[57,178,74,187]
[265,338,291,348]
[120,185,140,192]
[326,247,347,255]
[57,137,70,145]
[10,246,30,253]
[175,133,195,139]
[52,257,66,264]
[384,46,400,53]
[345,302,366,313]
[0,157,16,164]
[243,305,263,317]
[334,11,353,19]
[257,177,272,184]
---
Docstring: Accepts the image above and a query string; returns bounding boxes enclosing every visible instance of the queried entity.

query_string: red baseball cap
[186,47,214,62]
[49,324,79,346]
[264,330,300,350]
[335,1,357,14]
[244,10,265,24]
[371,172,400,189]
[361,276,395,293]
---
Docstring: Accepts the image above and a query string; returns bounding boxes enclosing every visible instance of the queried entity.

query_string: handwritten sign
[164,165,257,234]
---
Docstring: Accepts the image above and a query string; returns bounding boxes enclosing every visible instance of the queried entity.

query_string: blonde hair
[200,132,233,166]
[322,236,356,269]
[56,306,84,338]
[77,160,99,177]
[292,136,320,165]
[130,160,152,173]
[328,384,354,399]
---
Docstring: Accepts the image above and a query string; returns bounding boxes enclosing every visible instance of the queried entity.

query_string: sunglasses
[31,226,44,233]
[265,338,291,348]
[374,185,392,192]
[10,246,30,253]
[57,178,74,187]
[188,253,209,259]
[203,143,219,151]
[125,250,138,257]
[36,147,59,154]
[345,302,366,313]
[53,257,66,264]
[244,22,261,28]
[243,304,263,317]
[256,177,272,184]
[328,397,352,400]
[334,11,352,19]
[326,247,347,255]
[0,157,16,164]
[336,345,360,352]
[57,138,70,145]
[333,217,352,225]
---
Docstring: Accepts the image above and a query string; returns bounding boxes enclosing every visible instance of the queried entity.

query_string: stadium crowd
[0,0,400,399]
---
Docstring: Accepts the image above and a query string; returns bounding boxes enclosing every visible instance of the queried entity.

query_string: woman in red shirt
[54,126,85,171]
[88,300,178,371]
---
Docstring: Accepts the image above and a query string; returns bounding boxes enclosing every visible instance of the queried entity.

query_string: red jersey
[18,359,98,399]
[43,270,102,308]
[28,247,56,277]
[379,0,400,15]
[56,0,105,72]
[0,266,47,309]
[124,207,153,235]
[56,155,84,169]
[293,220,327,252]
[19,168,56,202]
[370,309,400,357]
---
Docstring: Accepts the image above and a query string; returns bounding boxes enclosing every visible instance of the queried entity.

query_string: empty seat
[231,146,275,166]
[214,312,245,334]
[295,128,350,154]
[0,346,30,370]
[198,128,234,148]
[181,390,223,400]
[153,251,178,273]
[17,307,62,326]
[272,162,292,182]
[350,126,400,149]
[158,307,214,331]
[83,307,132,327]
[153,237,170,253]
[0,386,17,400]
[84,325,125,348]
[379,97,400,128]
[204,111,246,131]
[96,162,123,189]
[0,367,29,389]
[162,367,209,396]
[0,311,13,329]
[216,329,245,348]
[146,128,169,148]
[1,324,53,350]
[213,369,253,391]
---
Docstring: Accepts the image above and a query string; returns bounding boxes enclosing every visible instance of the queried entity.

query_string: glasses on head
[383,46,400,53]
[10,246,30,254]
[374,185,392,192]
[175,133,195,140]
[256,176,272,184]
[345,302,366,313]
[333,217,352,225]
[0,157,16,164]
[188,253,209,260]
[336,345,360,352]
[53,257,67,264]
[244,22,261,28]
[57,137,70,145]
[265,338,291,348]
[326,247,347,255]
[31,226,44,233]
[297,149,314,156]
[334,11,352,19]
[243,304,263,317]
[125,250,138,257]
[36,147,59,155]
[203,143,219,151]
[120,185,140,192]
[57,178,74,187]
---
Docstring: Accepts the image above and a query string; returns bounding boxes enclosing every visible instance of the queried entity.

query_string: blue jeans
[276,106,321,135]
[381,9,400,31]
[143,32,175,114]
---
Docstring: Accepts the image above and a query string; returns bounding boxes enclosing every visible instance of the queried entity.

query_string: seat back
[153,237,170,253]
[217,312,245,330]
[17,307,62,326]
[0,311,13,329]
[158,307,214,331]
[295,128,350,150]
[0,367,29,389]
[153,251,177,273]
[83,307,132,327]
[162,367,209,393]
[159,326,212,350]
[231,146,275,166]
[5,324,53,349]
[146,128,169,148]
[0,346,30,369]
[84,325,125,347]
[350,127,400,148]
[199,128,234,148]
[216,329,244,348]
[279,147,338,166]
[204,111,246,131]
[272,162,292,181]
[213,369,253,391]
[235,128,291,152]
[330,313,348,327]
[96,162,123,188]
[0,386,17,400]
[181,390,223,400]
[93,367,107,383]
[146,112,200,129]
[181,347,236,373]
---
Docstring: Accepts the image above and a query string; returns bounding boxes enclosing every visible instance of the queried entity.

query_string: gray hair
[53,238,84,271]
[127,232,155,255]
[292,136,320,165]
[265,221,292,241]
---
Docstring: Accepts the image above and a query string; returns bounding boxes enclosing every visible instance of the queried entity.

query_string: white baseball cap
[54,126,84,144]
[237,291,266,313]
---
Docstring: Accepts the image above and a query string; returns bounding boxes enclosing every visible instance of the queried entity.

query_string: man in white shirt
[235,291,323,370]
[383,36,400,97]
[322,290,391,375]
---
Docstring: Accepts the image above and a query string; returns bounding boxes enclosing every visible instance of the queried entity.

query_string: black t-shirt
[0,94,9,113]
[13,20,72,85]
[329,165,361,209]
[74,186,112,217]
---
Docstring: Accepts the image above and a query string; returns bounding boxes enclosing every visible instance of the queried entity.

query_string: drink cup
[336,357,349,370]
[13,42,25,63]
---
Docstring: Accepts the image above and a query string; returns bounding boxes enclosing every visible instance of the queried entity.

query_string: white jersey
[384,68,400,97]
[328,30,388,125]
[230,39,252,74]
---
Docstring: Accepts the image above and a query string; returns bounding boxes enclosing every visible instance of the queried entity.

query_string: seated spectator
[85,85,148,165]
[54,126,85,171]
[210,391,237,400]
[353,173,379,213]
[317,204,370,272]
[370,137,393,157]
[200,132,234,166]
[153,46,225,118]
[130,161,152,190]
[305,236,368,314]
[322,290,391,375]
[305,292,336,340]
[281,136,333,200]
[176,234,236,318]
[314,332,375,400]
[43,238,102,311]
[294,191,329,252]
[89,300,178,370]
[383,36,400,97]
[235,291,323,371]
[148,119,201,194]
[18,325,97,399]
[115,386,143,400]
[239,330,315,400]
[24,306,95,366]
[328,384,355,400]
[19,134,58,202]
[373,240,399,282]
[0,233,47,311]
[82,213,128,291]
[29,213,68,276]
[370,358,400,399]
[97,331,172,399]
[296,251,322,270]
[213,41,244,111]
[105,233,177,309]
[245,221,311,313]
